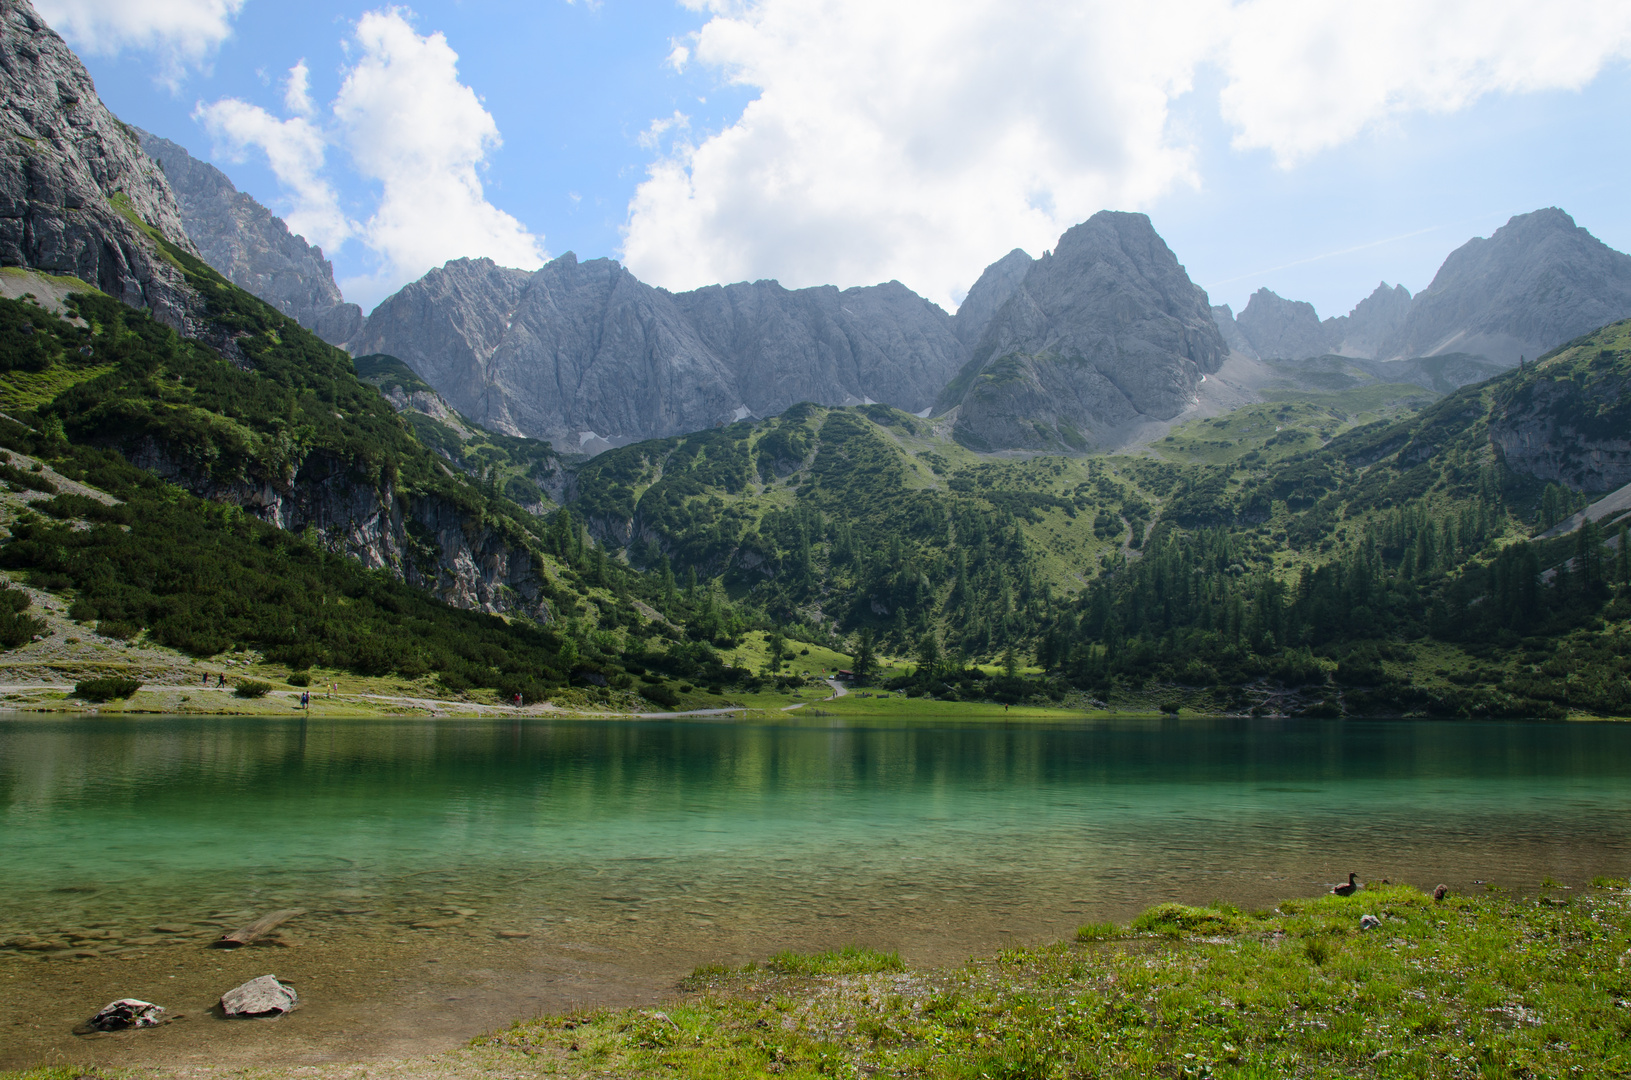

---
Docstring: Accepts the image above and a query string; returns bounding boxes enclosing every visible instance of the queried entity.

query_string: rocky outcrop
[939,211,1226,451]
[1235,288,1330,361]
[136,131,362,345]
[349,253,966,449]
[1379,209,1631,366]
[125,439,554,619]
[0,0,197,325]
[1488,318,1631,493]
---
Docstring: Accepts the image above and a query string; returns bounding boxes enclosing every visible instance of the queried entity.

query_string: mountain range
[1214,208,1631,365]
[1,0,1629,721]
[117,114,1631,456]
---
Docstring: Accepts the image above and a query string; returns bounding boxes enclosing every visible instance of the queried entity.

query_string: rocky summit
[348,252,968,450]
[1381,207,1631,366]
[936,211,1226,452]
[138,132,362,345]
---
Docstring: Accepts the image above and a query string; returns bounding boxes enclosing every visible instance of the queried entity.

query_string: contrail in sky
[1204,226,1443,290]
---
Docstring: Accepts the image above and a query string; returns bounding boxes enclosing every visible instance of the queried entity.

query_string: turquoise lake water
[2,714,1629,1066]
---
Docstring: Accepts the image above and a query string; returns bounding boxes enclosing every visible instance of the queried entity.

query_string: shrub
[74,677,141,702]
[638,681,680,708]
[286,672,311,687]
[234,680,273,698]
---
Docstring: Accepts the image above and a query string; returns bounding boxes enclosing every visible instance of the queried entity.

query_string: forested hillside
[552,322,1631,718]
[0,262,759,711]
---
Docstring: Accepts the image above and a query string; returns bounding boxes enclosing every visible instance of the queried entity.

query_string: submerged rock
[76,998,166,1033]
[220,974,299,1017]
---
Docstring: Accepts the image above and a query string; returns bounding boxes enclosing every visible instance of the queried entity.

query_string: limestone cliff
[137,130,362,345]
[1488,318,1631,493]
[0,0,197,324]
[349,252,966,449]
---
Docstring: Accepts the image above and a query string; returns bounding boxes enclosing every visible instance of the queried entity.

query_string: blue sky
[45,0,1631,319]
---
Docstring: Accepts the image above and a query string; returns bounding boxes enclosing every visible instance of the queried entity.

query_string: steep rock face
[941,211,1226,451]
[953,248,1032,348]
[137,131,361,345]
[127,441,552,618]
[0,0,196,324]
[1487,318,1631,492]
[1324,282,1411,357]
[347,256,535,430]
[1211,304,1259,358]
[1382,208,1631,365]
[675,276,961,418]
[351,252,966,448]
[1235,288,1331,360]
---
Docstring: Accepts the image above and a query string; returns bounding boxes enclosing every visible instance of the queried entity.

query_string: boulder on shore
[76,998,166,1033]
[220,974,299,1017]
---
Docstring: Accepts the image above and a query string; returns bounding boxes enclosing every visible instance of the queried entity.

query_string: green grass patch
[474,883,1631,1078]
[766,944,905,975]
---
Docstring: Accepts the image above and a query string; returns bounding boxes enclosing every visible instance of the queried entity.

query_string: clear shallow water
[2,714,1630,1067]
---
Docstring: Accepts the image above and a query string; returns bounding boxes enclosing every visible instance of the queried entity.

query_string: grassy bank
[478,881,1631,1079]
[2,882,1627,1079]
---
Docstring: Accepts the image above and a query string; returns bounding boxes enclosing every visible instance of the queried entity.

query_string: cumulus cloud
[283,59,314,118]
[1220,0,1631,164]
[194,91,355,254]
[36,0,245,82]
[623,0,1631,310]
[333,9,546,301]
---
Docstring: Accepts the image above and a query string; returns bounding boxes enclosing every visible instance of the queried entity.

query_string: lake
[2,713,1629,1069]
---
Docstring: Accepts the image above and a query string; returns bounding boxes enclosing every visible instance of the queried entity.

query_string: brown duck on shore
[1332,873,1359,897]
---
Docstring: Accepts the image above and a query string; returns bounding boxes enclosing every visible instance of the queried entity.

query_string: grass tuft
[766,944,904,975]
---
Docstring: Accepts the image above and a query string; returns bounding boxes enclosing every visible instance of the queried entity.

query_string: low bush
[234,680,273,698]
[286,672,311,687]
[73,677,141,702]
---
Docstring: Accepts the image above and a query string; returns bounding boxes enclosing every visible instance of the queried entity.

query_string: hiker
[201,672,208,687]
[217,673,225,688]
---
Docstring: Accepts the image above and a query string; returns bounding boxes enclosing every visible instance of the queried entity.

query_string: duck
[1432,884,1448,902]
[1331,872,1359,897]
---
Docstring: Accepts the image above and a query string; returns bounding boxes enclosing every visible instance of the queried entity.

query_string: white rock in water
[220,974,299,1017]
[81,998,166,1032]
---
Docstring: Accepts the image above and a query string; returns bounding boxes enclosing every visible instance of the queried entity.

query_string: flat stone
[410,918,463,929]
[496,930,531,939]
[151,925,192,934]
[220,974,299,1017]
[77,998,166,1033]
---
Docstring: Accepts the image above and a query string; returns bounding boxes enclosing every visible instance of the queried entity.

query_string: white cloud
[283,59,314,118]
[194,96,355,254]
[35,0,245,82]
[333,9,546,302]
[623,0,1631,310]
[1220,0,1631,165]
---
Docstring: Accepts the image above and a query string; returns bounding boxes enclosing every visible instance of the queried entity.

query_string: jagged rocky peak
[1380,208,1631,365]
[1234,287,1330,361]
[0,0,197,322]
[940,210,1226,452]
[1210,304,1259,359]
[351,250,966,449]
[954,247,1032,347]
[137,131,362,345]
